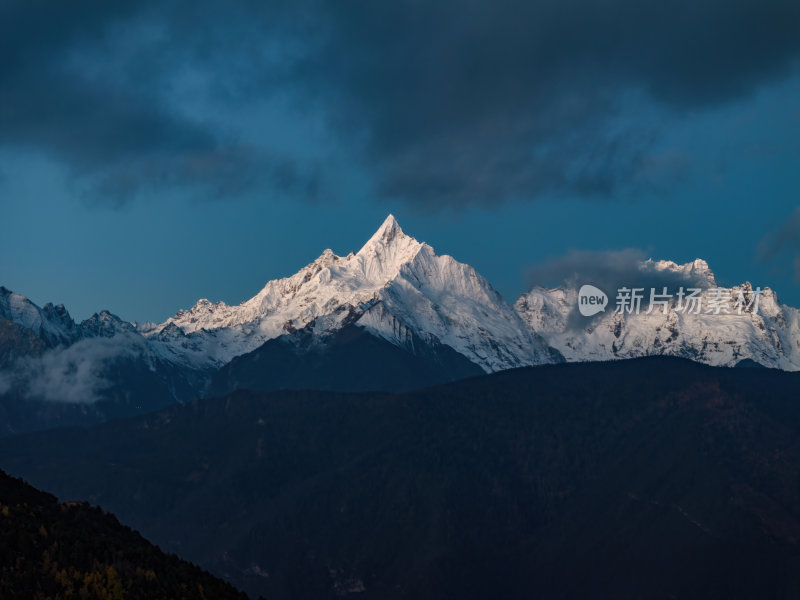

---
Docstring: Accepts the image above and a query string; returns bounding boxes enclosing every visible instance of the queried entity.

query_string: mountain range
[1,215,798,434]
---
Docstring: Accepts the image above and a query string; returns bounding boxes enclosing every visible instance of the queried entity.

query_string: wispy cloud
[525,249,716,293]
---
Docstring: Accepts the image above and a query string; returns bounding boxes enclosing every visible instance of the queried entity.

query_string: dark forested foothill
[0,469,248,600]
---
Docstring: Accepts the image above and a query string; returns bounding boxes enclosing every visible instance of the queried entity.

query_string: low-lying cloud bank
[2,333,152,404]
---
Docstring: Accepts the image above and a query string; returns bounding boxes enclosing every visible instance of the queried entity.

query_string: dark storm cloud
[297,0,800,207]
[1,0,799,207]
[0,0,319,204]
[758,206,800,282]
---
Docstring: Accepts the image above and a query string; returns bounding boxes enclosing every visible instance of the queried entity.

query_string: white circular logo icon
[578,284,608,317]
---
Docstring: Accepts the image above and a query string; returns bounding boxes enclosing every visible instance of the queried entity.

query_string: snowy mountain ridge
[2,216,800,394]
[0,286,134,347]
[515,276,800,371]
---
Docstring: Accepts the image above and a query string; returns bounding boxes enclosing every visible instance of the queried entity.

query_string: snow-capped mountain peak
[147,215,556,371]
[81,310,137,338]
[355,214,423,283]
[159,218,420,338]
[362,213,403,246]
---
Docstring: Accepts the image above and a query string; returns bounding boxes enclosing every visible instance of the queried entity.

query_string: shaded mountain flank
[2,357,800,599]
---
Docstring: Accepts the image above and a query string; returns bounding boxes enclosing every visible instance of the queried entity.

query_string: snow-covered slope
[515,260,800,370]
[149,216,558,372]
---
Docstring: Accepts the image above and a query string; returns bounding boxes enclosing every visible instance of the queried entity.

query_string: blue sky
[1,1,799,322]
